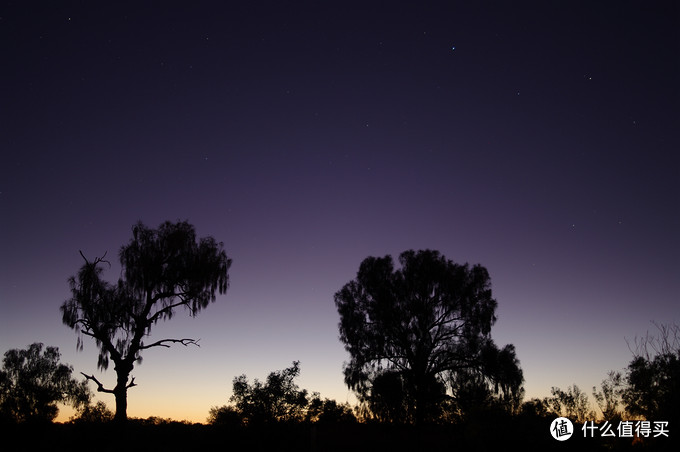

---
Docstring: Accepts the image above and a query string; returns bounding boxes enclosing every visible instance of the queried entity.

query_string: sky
[1,1,678,423]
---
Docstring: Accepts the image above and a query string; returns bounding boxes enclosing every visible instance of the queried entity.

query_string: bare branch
[626,321,680,360]
[137,338,200,351]
[78,250,90,264]
[78,250,110,267]
[81,372,115,394]
[81,372,137,392]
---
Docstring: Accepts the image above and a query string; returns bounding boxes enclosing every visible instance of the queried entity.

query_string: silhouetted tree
[61,220,231,422]
[545,385,595,423]
[592,370,624,421]
[70,400,114,423]
[0,343,90,423]
[519,397,550,418]
[207,405,243,426]
[622,322,679,426]
[335,249,523,424]
[449,368,496,418]
[449,341,524,418]
[306,396,356,424]
[229,361,309,424]
[366,370,414,423]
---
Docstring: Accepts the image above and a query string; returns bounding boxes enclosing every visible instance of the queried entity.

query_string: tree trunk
[113,386,127,422]
[113,363,133,423]
[412,362,427,425]
[414,392,425,426]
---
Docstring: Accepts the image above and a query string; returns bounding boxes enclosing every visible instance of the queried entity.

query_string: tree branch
[81,372,137,391]
[146,297,191,324]
[79,250,110,267]
[81,372,115,394]
[137,338,200,351]
[79,323,123,365]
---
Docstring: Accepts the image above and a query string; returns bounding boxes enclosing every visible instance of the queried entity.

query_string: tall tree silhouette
[335,249,523,424]
[61,220,231,422]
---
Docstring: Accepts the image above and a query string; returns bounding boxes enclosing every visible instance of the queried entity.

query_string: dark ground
[6,417,675,452]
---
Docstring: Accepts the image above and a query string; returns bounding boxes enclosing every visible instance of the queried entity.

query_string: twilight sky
[1,1,678,423]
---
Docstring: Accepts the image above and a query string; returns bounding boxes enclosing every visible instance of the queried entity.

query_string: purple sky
[1,1,678,422]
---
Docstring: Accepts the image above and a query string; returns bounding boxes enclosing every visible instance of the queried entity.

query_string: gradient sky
[1,1,678,423]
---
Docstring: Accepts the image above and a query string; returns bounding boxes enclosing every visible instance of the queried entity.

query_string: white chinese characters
[581,421,669,438]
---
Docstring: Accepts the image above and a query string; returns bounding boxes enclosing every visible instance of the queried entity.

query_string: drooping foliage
[61,220,231,421]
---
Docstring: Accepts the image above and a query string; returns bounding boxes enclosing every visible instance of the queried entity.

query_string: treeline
[4,328,673,428]
[0,221,677,451]
[0,324,677,451]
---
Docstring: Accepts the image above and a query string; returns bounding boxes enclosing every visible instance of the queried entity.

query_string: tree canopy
[335,249,523,424]
[61,220,231,422]
[209,361,356,426]
[0,343,90,423]
[229,361,309,425]
[622,322,679,426]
